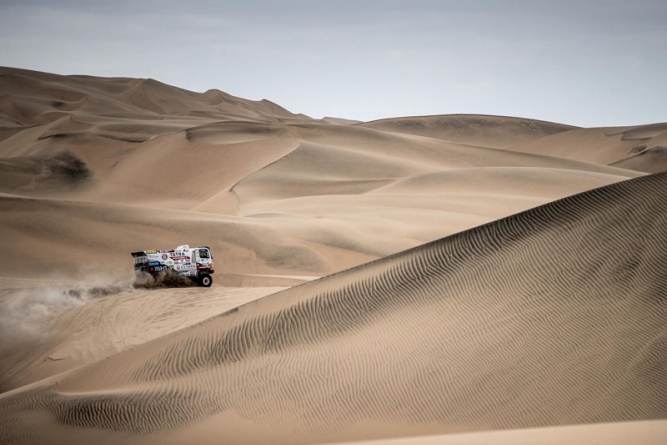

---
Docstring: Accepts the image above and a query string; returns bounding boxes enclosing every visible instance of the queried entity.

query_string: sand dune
[507,123,667,173]
[0,277,283,392]
[363,115,667,174]
[360,114,577,148]
[0,194,348,280]
[0,67,303,126]
[1,172,665,444]
[1,68,665,444]
[0,67,642,280]
[341,420,667,445]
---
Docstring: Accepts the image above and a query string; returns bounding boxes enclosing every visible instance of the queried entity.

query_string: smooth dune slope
[0,66,304,126]
[359,114,577,148]
[1,172,665,445]
[0,278,284,393]
[362,115,667,174]
[508,123,667,173]
[0,194,350,280]
[340,420,667,445]
[0,67,643,280]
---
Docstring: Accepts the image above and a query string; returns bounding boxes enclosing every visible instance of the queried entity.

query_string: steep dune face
[1,172,665,445]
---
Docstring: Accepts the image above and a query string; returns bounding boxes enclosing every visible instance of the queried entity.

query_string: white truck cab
[131,245,215,287]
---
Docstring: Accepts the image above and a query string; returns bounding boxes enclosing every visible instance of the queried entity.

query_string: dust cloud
[133,270,197,288]
[0,275,134,391]
[0,272,197,392]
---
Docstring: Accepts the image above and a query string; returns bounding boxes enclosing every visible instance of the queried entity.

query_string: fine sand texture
[1,172,665,445]
[0,277,285,392]
[506,123,667,173]
[1,67,666,445]
[360,114,578,148]
[363,115,667,174]
[0,67,642,281]
[340,420,667,445]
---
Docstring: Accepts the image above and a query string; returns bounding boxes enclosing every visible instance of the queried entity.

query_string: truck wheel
[199,273,212,287]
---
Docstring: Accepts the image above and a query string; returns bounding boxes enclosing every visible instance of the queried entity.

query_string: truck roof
[130,246,211,257]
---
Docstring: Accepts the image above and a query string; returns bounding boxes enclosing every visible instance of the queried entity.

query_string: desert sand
[0,67,665,444]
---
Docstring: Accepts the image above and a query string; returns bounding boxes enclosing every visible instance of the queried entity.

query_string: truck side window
[199,249,210,259]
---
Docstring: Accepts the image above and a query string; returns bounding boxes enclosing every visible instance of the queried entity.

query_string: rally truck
[131,245,214,287]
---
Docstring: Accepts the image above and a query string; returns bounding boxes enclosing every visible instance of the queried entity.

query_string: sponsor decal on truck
[131,245,214,287]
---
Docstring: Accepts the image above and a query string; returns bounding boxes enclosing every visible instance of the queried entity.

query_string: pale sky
[1,0,665,127]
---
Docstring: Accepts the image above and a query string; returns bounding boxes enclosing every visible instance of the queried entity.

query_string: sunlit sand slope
[1,172,665,444]
[509,123,667,173]
[0,66,303,126]
[340,420,667,445]
[0,194,352,279]
[362,115,667,174]
[359,114,576,148]
[1,67,642,279]
[0,279,284,392]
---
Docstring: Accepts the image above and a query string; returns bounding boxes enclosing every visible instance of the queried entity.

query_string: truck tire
[199,273,212,287]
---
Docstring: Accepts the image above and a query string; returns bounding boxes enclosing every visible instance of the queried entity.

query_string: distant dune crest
[361,114,578,148]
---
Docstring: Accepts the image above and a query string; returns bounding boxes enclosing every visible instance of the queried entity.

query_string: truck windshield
[199,249,210,259]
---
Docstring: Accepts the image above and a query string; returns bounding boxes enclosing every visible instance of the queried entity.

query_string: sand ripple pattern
[1,173,667,444]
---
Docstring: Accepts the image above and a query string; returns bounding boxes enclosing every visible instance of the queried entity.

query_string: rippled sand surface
[1,67,665,444]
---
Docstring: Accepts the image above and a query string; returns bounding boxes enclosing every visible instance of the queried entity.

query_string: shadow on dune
[1,173,666,444]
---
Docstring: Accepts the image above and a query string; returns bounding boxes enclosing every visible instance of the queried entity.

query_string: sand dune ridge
[1,67,666,445]
[1,172,665,444]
